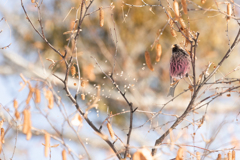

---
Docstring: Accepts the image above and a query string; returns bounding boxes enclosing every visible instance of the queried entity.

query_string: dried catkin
[227,3,232,21]
[145,51,154,71]
[170,28,177,37]
[26,129,32,140]
[181,0,188,14]
[62,149,67,160]
[0,135,2,154]
[15,110,20,120]
[45,90,54,109]
[132,148,153,160]
[70,65,76,77]
[14,99,18,109]
[196,152,200,160]
[173,0,180,19]
[232,150,235,160]
[23,109,29,134]
[81,94,85,100]
[179,18,186,29]
[176,148,183,160]
[184,28,191,46]
[99,7,104,27]
[228,151,232,160]
[107,123,115,140]
[156,44,162,62]
[26,88,33,104]
[1,128,4,144]
[166,10,173,19]
[45,132,50,157]
[35,88,41,103]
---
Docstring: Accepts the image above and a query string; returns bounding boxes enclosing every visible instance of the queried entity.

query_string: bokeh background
[1,0,240,159]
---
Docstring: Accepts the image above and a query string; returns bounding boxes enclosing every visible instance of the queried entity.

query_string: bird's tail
[167,81,179,97]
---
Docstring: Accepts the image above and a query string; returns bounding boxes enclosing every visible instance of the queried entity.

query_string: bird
[167,44,191,97]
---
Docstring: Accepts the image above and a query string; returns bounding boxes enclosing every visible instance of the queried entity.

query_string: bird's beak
[171,44,177,48]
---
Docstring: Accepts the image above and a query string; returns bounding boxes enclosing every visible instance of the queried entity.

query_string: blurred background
[1,0,240,159]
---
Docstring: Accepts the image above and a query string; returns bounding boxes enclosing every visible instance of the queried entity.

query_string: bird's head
[172,44,180,53]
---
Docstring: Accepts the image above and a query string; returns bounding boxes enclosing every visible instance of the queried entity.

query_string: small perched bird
[167,44,191,97]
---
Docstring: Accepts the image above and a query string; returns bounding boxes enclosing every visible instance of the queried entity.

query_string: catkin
[170,28,177,37]
[217,154,221,160]
[132,148,153,160]
[176,148,183,160]
[23,109,29,134]
[70,65,76,77]
[145,51,154,71]
[228,151,232,160]
[179,18,186,29]
[232,150,235,160]
[173,0,179,19]
[181,0,188,14]
[201,0,206,4]
[15,110,20,120]
[196,152,200,160]
[81,94,85,100]
[107,123,115,140]
[23,109,32,140]
[1,128,4,144]
[45,132,50,157]
[184,28,191,46]
[35,88,41,103]
[45,90,54,109]
[99,7,104,27]
[26,129,32,140]
[166,10,173,19]
[227,3,232,21]
[13,99,18,109]
[62,149,67,160]
[0,135,2,154]
[26,88,33,104]
[156,44,162,62]
[166,10,173,27]
[31,0,35,3]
